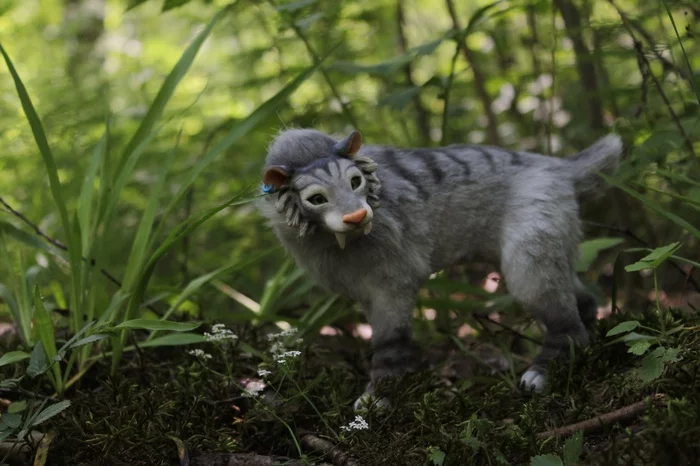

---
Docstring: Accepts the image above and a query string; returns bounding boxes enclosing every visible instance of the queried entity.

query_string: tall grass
[0,3,331,392]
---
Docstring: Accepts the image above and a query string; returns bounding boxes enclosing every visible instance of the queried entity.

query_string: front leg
[354,286,420,411]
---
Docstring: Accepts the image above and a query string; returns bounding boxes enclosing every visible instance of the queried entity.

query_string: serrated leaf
[625,243,683,272]
[658,346,681,363]
[30,400,71,427]
[0,377,22,388]
[428,447,446,466]
[606,321,640,337]
[627,341,652,355]
[563,430,583,466]
[0,413,21,429]
[637,352,665,383]
[27,341,48,378]
[530,454,563,466]
[115,319,200,332]
[0,351,30,367]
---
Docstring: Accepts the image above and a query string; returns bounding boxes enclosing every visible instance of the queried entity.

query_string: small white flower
[340,415,369,431]
[267,327,299,340]
[258,369,272,377]
[187,349,212,359]
[276,350,301,364]
[243,380,266,397]
[203,326,238,343]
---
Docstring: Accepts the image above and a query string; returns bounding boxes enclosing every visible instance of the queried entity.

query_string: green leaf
[0,44,73,263]
[0,221,63,258]
[576,237,624,272]
[115,5,231,176]
[77,133,106,257]
[462,0,507,37]
[156,53,331,236]
[26,342,47,378]
[139,333,207,347]
[625,243,683,272]
[30,400,71,427]
[68,334,110,349]
[122,141,178,289]
[0,351,30,368]
[599,172,700,239]
[115,319,200,332]
[8,400,27,414]
[162,0,191,11]
[637,352,665,383]
[32,286,60,381]
[530,454,563,466]
[276,0,317,12]
[427,447,446,466]
[563,430,583,466]
[627,341,652,356]
[0,413,22,429]
[606,320,640,337]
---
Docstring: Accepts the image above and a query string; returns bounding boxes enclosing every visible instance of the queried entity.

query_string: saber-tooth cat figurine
[256,128,622,409]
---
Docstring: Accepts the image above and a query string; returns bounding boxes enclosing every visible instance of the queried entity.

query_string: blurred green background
[1,0,698,342]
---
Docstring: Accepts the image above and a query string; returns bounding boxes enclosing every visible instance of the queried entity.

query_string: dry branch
[300,432,361,466]
[536,393,666,439]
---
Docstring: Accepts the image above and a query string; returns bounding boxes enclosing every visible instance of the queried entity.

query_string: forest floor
[9,306,700,466]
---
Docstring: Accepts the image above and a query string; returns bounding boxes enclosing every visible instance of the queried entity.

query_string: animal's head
[261,128,381,249]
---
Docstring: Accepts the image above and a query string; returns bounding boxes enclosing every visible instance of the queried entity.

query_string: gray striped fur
[256,128,623,409]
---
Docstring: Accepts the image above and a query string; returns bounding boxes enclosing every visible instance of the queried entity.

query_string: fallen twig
[536,393,665,439]
[299,432,360,466]
[192,452,304,466]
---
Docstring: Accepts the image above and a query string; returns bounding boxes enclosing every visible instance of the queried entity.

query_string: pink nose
[342,208,367,224]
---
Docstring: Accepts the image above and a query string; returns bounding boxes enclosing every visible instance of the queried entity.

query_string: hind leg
[501,240,590,393]
[574,275,598,330]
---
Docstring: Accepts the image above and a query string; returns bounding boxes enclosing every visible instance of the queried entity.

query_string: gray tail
[567,134,623,196]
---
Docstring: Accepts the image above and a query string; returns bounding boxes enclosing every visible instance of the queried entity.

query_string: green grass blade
[115,6,232,176]
[0,44,72,248]
[153,55,331,242]
[122,136,179,289]
[111,191,251,373]
[662,1,699,105]
[599,172,700,238]
[651,169,700,190]
[148,249,274,341]
[32,286,63,394]
[140,333,207,347]
[0,351,30,368]
[0,221,64,259]
[78,133,106,257]
[115,319,200,332]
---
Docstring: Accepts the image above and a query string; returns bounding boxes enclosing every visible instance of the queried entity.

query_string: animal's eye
[351,176,363,190]
[307,194,328,205]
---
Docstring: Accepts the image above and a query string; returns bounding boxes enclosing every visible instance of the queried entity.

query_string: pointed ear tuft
[333,131,362,158]
[262,165,290,189]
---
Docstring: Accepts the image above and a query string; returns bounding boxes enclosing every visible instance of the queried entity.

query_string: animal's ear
[333,130,362,158]
[262,165,290,190]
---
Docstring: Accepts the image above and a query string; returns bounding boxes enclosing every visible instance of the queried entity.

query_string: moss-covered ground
[10,305,693,466]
